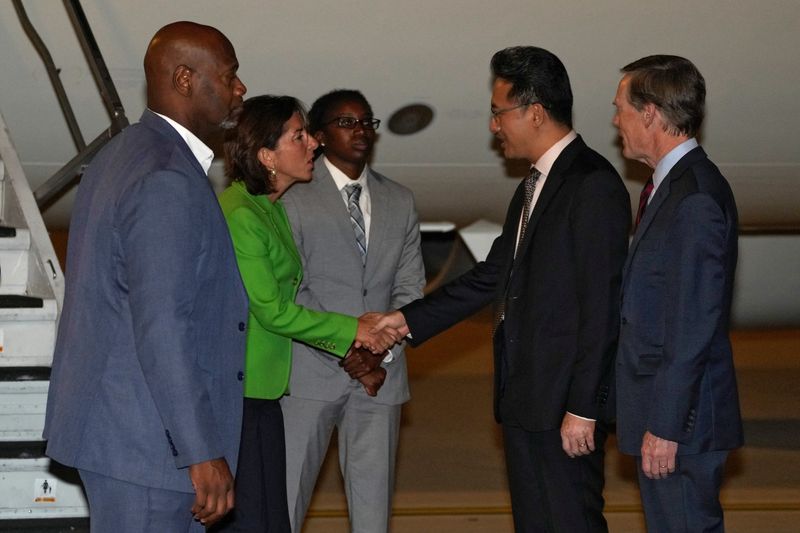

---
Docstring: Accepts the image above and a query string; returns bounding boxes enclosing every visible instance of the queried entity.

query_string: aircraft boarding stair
[0,110,89,521]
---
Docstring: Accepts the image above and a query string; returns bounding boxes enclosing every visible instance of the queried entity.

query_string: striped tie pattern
[345,183,367,264]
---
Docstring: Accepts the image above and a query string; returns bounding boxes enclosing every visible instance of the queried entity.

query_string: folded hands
[340,310,409,396]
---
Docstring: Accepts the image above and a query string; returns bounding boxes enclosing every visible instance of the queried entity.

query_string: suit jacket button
[363,289,368,296]
[237,371,244,381]
[621,317,628,325]
[238,322,246,331]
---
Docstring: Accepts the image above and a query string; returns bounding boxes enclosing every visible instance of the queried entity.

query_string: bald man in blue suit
[43,22,248,531]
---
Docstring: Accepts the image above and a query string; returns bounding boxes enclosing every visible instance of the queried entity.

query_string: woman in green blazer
[218,96,395,531]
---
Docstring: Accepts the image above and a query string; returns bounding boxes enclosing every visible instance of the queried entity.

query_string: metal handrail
[12,0,129,208]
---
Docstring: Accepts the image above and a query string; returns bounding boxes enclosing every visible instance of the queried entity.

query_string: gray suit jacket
[43,111,248,492]
[282,163,424,405]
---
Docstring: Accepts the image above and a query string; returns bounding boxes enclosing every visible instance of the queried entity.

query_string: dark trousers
[79,469,200,532]
[637,450,729,533]
[216,398,291,533]
[503,423,608,533]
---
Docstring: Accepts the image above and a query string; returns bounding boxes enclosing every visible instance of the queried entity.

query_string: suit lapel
[313,165,367,267]
[364,170,388,274]
[514,136,584,260]
[140,110,206,177]
[244,185,302,268]
[624,146,708,276]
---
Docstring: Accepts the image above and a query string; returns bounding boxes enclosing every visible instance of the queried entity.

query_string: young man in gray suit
[281,89,425,532]
[613,55,742,532]
[43,22,248,531]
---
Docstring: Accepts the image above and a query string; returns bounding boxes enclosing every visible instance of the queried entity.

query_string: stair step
[0,299,58,367]
[0,228,32,294]
[0,380,48,442]
[0,457,89,518]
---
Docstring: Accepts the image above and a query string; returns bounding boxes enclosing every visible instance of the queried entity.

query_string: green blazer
[219,181,357,399]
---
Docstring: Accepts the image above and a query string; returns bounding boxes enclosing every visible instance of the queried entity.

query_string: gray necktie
[344,183,367,264]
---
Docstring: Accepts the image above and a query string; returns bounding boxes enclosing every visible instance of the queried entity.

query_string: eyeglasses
[325,116,381,130]
[490,101,540,119]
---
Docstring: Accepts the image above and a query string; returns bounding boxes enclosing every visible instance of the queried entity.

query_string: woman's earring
[268,167,277,179]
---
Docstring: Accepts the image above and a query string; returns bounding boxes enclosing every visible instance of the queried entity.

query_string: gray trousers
[281,385,401,533]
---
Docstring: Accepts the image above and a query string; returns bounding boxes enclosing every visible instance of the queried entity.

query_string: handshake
[339,311,408,397]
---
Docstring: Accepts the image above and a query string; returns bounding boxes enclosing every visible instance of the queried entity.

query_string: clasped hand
[339,311,409,396]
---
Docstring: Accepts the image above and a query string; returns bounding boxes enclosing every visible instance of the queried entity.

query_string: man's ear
[642,103,657,128]
[529,102,546,127]
[173,65,192,97]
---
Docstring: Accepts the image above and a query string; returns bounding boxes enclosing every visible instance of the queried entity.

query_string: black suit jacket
[403,136,630,431]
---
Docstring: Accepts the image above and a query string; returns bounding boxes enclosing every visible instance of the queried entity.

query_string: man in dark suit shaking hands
[43,22,248,530]
[374,46,630,532]
[612,55,743,532]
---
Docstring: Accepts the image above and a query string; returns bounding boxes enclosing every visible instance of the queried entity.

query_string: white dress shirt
[515,130,578,252]
[151,110,214,175]
[325,156,372,246]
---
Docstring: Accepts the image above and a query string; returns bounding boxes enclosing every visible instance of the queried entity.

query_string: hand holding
[356,312,401,353]
[560,412,596,458]
[340,345,384,379]
[188,457,235,526]
[372,310,410,338]
[358,367,387,397]
[640,430,678,479]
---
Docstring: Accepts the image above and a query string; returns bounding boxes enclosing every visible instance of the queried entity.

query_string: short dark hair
[621,55,705,137]
[224,95,307,195]
[490,46,573,128]
[308,89,372,134]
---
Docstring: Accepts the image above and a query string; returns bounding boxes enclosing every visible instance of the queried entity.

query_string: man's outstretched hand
[355,312,403,353]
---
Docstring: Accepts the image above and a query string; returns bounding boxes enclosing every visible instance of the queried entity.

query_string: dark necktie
[634,177,654,230]
[494,168,542,332]
[517,168,541,254]
[344,183,367,264]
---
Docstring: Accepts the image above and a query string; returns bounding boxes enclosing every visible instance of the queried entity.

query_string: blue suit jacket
[43,111,248,492]
[616,146,743,456]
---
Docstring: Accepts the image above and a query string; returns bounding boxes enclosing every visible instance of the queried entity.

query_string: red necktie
[634,178,654,229]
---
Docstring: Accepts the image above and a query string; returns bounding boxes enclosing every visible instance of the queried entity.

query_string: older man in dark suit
[43,22,248,531]
[374,46,630,532]
[613,55,743,533]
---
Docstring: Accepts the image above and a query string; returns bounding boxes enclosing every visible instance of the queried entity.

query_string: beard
[219,105,243,130]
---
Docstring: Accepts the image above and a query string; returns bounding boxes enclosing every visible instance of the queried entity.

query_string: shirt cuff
[382,348,395,364]
[567,411,596,422]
